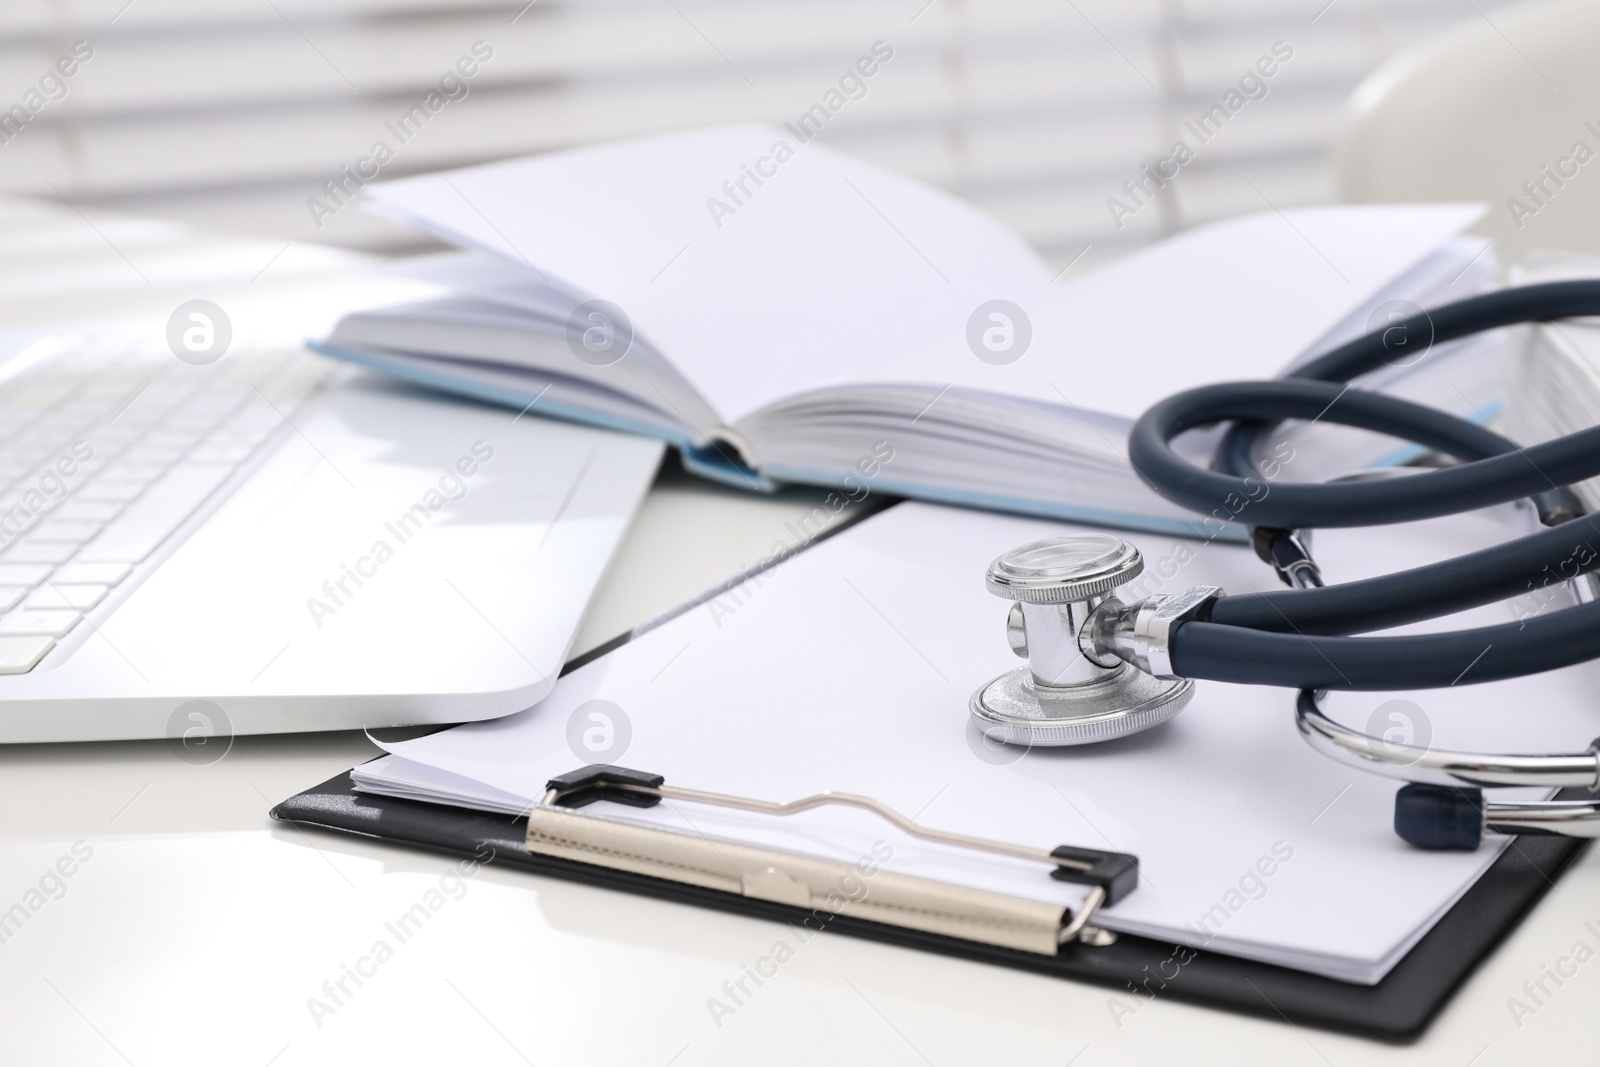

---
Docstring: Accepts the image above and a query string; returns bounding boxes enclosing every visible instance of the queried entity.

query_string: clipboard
[272,767,1586,1040]
[270,505,1590,1039]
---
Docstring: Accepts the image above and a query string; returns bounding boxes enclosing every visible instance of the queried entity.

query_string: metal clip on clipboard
[524,764,1138,957]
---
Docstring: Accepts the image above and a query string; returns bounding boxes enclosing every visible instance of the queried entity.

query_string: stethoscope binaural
[972,280,1600,850]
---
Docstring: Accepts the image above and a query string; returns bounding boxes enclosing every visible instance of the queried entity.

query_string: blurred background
[0,0,1530,276]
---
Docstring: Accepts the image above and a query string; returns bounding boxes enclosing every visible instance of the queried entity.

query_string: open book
[349,501,1597,984]
[316,124,1494,536]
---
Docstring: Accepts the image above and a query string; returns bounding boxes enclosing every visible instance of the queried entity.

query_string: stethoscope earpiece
[1297,690,1600,847]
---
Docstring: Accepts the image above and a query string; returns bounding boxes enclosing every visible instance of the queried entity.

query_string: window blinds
[0,0,1513,269]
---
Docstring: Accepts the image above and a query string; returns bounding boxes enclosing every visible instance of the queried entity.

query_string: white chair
[1337,0,1600,262]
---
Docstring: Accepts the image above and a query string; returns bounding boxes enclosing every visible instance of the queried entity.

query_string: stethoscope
[972,280,1600,850]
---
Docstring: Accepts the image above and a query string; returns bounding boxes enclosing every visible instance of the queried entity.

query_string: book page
[365,124,1481,427]
[364,123,1048,424]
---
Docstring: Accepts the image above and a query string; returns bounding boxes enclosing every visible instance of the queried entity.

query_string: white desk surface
[0,198,1594,1065]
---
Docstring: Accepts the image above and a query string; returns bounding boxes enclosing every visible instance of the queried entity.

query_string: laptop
[0,334,663,743]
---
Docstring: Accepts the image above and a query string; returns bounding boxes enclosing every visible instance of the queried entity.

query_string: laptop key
[29,519,102,544]
[24,584,107,611]
[0,586,25,612]
[75,480,146,505]
[0,564,51,586]
[76,462,233,564]
[53,501,123,523]
[2,541,77,564]
[0,635,53,674]
[0,609,80,636]
[52,561,130,586]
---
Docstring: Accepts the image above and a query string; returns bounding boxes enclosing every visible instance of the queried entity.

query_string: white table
[1,199,1594,1065]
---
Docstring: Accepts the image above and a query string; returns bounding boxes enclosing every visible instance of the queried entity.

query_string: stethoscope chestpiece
[970,535,1197,747]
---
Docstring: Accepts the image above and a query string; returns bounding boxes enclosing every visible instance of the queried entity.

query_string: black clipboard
[269,505,1588,1040]
[272,770,1585,1041]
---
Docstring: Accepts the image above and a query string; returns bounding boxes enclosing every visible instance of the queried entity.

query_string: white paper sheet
[360,501,1600,983]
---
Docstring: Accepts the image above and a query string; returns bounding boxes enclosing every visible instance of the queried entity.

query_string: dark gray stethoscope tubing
[1289,280,1600,383]
[1128,280,1600,690]
[1172,598,1600,690]
[1216,279,1600,486]
[1209,513,1600,635]
[1128,380,1600,529]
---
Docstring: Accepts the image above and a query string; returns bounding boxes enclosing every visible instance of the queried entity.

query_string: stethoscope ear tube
[1125,281,1600,694]
[1213,514,1600,637]
[1281,280,1600,383]
[1216,278,1600,524]
[1296,690,1600,847]
[1171,598,1600,690]
[1130,379,1600,529]
[1293,690,1600,789]
[1132,281,1600,533]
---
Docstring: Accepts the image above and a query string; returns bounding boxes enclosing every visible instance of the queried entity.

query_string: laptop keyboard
[0,336,335,675]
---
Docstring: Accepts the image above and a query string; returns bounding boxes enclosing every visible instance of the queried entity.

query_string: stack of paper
[1502,253,1600,509]
[351,501,1599,983]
